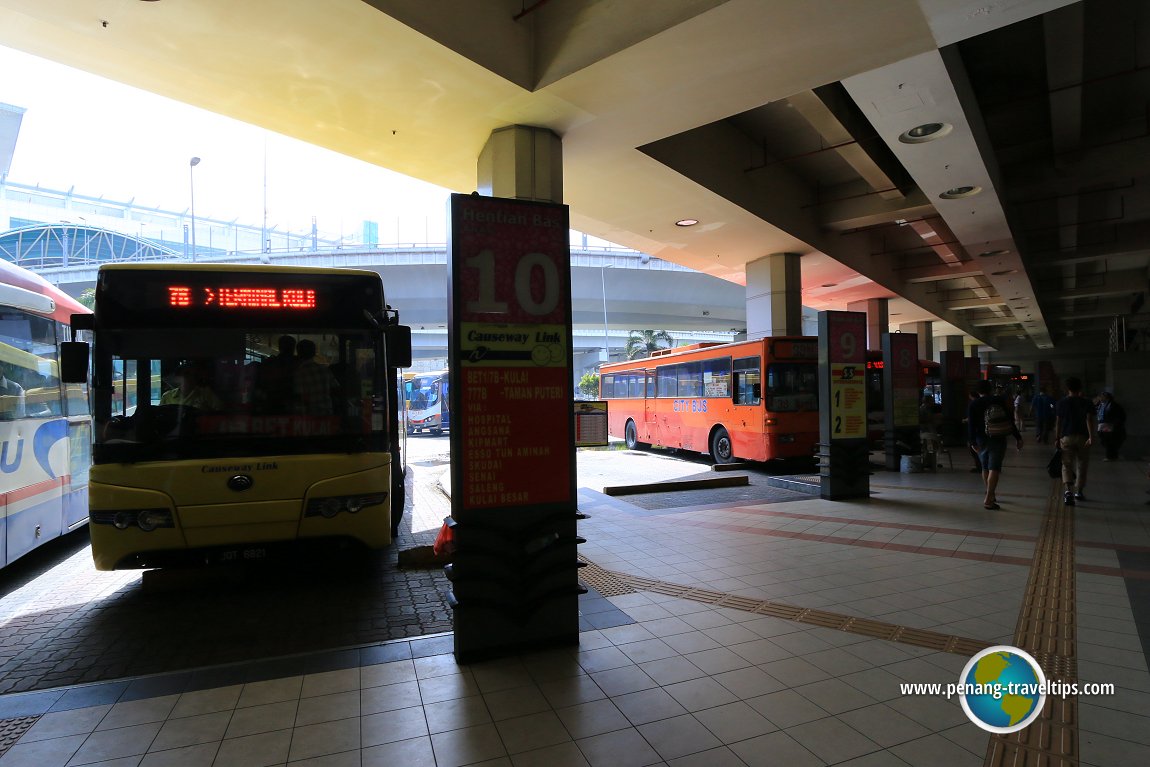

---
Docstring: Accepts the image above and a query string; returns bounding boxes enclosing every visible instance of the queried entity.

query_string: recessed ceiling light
[675,219,699,227]
[898,122,953,144]
[939,185,982,199]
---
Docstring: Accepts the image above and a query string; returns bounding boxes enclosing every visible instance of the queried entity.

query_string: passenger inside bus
[253,334,297,414]
[159,361,223,411]
[293,339,337,416]
[0,362,26,420]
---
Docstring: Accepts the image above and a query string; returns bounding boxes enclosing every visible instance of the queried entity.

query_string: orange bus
[599,337,818,464]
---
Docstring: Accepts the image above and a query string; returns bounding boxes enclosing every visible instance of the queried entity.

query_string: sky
[0,45,453,243]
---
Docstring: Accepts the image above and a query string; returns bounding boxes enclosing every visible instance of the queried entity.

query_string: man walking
[968,379,1024,510]
[1054,377,1096,506]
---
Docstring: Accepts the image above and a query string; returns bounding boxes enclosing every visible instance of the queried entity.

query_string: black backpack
[984,400,1014,437]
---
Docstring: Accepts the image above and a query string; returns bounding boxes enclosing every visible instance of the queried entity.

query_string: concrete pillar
[477,125,563,203]
[1108,352,1150,459]
[965,341,988,363]
[937,335,965,361]
[746,253,802,339]
[899,321,933,360]
[846,298,889,351]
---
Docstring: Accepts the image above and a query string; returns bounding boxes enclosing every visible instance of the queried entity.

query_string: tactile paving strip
[984,483,1079,767]
[0,716,39,758]
[578,556,991,657]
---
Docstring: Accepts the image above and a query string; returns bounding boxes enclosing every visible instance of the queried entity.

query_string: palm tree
[625,330,674,359]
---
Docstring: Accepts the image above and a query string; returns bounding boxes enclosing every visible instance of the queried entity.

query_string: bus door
[642,370,656,439]
[733,354,763,432]
[654,366,682,448]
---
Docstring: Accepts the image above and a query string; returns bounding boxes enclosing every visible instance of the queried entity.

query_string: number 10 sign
[448,194,576,516]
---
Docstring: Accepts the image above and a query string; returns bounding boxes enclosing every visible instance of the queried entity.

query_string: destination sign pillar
[818,311,870,499]
[447,193,581,663]
[882,332,921,471]
[939,350,967,446]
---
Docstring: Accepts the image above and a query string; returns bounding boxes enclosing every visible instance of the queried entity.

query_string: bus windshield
[409,375,442,408]
[766,362,818,412]
[95,329,384,462]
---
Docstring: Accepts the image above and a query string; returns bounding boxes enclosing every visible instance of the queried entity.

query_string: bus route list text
[464,369,560,506]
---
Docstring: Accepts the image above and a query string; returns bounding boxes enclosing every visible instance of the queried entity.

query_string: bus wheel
[710,427,734,464]
[625,420,647,450]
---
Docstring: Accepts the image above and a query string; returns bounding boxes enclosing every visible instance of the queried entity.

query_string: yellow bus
[64,263,410,570]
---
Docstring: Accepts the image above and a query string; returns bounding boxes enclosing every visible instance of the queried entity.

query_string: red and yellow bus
[599,337,818,464]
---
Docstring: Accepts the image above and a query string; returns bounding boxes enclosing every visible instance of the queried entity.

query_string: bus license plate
[217,547,268,563]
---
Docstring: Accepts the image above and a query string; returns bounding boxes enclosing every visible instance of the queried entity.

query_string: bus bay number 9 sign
[828,312,867,440]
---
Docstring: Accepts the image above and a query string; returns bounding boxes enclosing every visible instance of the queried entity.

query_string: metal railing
[1109,313,1150,352]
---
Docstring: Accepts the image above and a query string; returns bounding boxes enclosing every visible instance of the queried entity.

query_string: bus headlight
[94,509,175,532]
[305,493,388,519]
[136,509,175,532]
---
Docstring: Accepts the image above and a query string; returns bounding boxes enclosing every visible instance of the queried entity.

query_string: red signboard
[886,332,919,428]
[825,311,867,440]
[449,195,573,512]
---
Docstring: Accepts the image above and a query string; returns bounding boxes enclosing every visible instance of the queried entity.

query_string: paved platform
[0,443,1146,766]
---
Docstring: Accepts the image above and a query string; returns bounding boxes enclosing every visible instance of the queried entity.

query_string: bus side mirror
[60,342,90,383]
[385,325,412,369]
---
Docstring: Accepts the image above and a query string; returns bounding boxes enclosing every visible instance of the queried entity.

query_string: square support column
[477,125,563,203]
[746,253,802,339]
[846,298,889,351]
[899,321,934,360]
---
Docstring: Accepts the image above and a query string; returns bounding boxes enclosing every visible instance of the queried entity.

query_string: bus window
[0,310,63,419]
[627,373,644,398]
[676,362,703,397]
[702,357,731,397]
[657,366,677,397]
[646,374,655,398]
[734,356,761,405]
[767,363,818,412]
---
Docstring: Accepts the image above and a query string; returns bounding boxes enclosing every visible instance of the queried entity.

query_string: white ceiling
[0,0,1143,352]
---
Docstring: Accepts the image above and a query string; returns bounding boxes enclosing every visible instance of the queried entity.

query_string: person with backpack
[1095,391,1126,461]
[1054,377,1096,505]
[968,379,1024,509]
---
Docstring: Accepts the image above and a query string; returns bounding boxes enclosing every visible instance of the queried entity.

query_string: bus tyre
[710,427,734,464]
[625,420,647,450]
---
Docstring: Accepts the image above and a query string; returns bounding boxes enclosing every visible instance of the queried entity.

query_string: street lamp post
[189,156,201,260]
[601,263,613,362]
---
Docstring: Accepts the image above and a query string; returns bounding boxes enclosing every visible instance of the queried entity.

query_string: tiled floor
[1,445,1148,766]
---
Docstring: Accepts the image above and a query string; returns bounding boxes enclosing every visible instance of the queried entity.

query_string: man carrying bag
[1054,377,1096,506]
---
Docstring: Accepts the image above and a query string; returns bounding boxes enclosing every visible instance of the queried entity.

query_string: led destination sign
[95,268,382,329]
[168,286,317,310]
